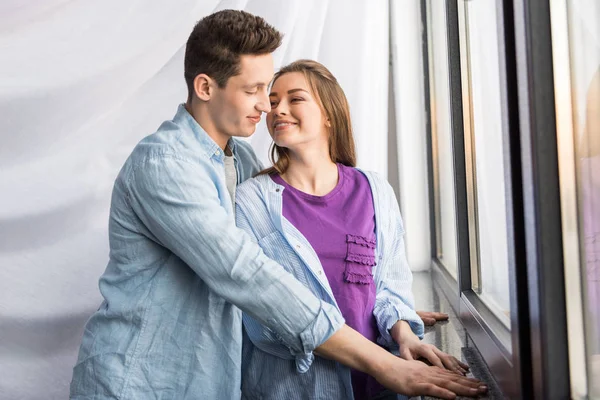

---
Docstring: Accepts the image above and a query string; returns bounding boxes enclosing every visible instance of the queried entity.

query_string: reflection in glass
[579,69,600,395]
[460,1,511,327]
[554,0,600,396]
[568,1,600,394]
[427,0,458,278]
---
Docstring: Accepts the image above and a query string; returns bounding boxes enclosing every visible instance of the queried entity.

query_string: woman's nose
[273,102,288,116]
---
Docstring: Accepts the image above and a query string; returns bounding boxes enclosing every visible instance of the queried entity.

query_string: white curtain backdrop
[0,1,430,398]
[390,0,431,272]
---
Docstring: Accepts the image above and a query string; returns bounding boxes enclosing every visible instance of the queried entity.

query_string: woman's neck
[281,148,339,196]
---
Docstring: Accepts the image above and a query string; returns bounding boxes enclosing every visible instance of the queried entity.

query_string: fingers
[433,348,469,375]
[417,311,450,326]
[441,357,464,375]
[400,348,414,361]
[455,359,470,375]
[388,360,486,399]
[418,368,487,399]
[413,382,457,400]
[422,347,445,370]
[435,377,488,397]
[453,362,468,376]
[431,370,486,386]
[418,344,465,375]
[430,312,449,321]
[417,311,449,320]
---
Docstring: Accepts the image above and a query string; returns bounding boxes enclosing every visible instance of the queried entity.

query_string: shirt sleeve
[127,154,344,355]
[236,201,325,373]
[373,181,424,347]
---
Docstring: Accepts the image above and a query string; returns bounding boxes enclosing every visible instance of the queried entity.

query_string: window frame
[422,0,572,398]
[549,0,594,397]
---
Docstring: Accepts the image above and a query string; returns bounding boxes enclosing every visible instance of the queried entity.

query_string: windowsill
[411,271,505,399]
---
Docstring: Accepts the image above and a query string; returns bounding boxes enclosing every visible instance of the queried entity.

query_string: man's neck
[185,102,230,150]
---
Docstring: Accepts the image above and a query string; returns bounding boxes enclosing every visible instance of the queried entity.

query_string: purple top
[272,163,385,400]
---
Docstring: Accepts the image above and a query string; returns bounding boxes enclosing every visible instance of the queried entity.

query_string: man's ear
[193,74,213,101]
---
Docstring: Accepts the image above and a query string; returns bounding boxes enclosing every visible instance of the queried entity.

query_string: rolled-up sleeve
[127,155,344,355]
[374,182,424,347]
[236,200,342,373]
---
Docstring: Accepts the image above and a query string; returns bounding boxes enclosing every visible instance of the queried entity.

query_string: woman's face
[266,72,329,152]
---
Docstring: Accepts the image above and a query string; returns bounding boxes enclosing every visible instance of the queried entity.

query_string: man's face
[207,54,274,141]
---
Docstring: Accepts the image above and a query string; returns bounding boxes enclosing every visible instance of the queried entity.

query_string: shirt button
[275,188,280,192]
[318,271,323,275]
[296,245,301,249]
[215,150,220,156]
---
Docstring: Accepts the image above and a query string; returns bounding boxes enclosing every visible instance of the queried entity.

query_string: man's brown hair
[184,10,283,100]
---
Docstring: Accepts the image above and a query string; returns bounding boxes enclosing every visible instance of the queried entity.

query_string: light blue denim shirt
[69,104,345,400]
[235,171,424,400]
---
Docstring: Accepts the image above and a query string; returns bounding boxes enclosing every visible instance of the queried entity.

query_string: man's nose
[257,93,271,113]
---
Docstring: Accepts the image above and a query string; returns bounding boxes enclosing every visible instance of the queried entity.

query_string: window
[459,0,511,329]
[423,0,572,398]
[426,0,459,280]
[551,0,600,397]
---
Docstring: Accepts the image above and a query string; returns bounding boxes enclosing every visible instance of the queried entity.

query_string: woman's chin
[273,139,291,149]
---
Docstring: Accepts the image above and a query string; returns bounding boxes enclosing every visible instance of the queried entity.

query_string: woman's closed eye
[269,97,304,107]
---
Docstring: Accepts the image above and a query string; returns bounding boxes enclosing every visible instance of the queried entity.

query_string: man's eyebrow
[269,88,310,97]
[243,83,268,89]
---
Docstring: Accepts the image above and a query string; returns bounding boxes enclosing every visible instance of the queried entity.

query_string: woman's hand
[417,310,449,326]
[316,324,486,399]
[390,320,469,376]
[374,358,486,400]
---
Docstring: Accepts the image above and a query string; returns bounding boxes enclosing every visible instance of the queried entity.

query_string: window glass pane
[428,0,458,278]
[567,1,600,395]
[462,1,511,327]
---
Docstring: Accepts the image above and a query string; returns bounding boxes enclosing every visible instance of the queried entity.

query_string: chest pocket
[344,234,377,285]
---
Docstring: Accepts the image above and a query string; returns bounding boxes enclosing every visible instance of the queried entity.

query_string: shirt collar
[173,103,237,161]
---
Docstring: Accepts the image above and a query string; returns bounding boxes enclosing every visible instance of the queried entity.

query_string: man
[70,10,486,399]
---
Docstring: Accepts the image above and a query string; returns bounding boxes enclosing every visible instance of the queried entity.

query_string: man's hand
[315,324,485,399]
[391,320,469,376]
[417,310,449,326]
[374,358,486,400]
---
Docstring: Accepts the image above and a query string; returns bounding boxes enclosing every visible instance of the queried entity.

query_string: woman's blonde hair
[259,59,356,176]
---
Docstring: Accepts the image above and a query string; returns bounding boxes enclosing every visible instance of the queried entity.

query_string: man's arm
[233,177,485,397]
[130,156,486,398]
[128,155,344,355]
[316,325,486,399]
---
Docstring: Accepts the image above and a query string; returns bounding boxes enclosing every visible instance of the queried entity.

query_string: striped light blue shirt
[69,104,345,400]
[235,170,424,400]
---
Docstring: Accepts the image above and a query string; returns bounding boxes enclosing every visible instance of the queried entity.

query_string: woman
[235,60,468,400]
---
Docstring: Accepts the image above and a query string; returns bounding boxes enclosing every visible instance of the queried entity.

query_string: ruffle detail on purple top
[345,253,376,265]
[344,271,372,285]
[344,256,374,284]
[346,234,376,249]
